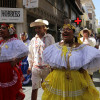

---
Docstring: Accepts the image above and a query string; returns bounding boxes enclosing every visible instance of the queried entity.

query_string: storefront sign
[23,0,38,8]
[0,8,23,23]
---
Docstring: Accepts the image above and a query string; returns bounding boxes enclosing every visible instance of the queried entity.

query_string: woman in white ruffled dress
[42,24,100,100]
[0,23,28,100]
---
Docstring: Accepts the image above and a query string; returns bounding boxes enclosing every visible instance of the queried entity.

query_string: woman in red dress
[0,23,28,100]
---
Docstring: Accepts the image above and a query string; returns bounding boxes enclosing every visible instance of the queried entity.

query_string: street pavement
[23,71,100,100]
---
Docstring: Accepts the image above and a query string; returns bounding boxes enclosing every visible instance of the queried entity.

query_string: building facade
[81,0,97,34]
[0,0,83,41]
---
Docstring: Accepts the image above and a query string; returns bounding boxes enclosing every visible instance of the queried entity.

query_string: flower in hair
[63,24,75,30]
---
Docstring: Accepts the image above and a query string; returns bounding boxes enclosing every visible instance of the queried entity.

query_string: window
[88,13,92,20]
[0,0,16,8]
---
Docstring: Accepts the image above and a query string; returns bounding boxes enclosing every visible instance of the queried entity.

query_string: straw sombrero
[80,28,91,36]
[30,19,49,27]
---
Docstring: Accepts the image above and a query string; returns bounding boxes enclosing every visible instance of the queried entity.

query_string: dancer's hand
[27,67,31,74]
[10,58,18,67]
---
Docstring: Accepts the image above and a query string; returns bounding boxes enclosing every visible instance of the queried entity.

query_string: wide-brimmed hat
[30,19,49,27]
[80,28,91,36]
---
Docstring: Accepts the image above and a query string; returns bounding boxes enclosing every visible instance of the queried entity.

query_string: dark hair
[74,36,78,42]
[0,23,17,38]
[73,29,75,33]
[0,23,9,28]
[73,29,78,42]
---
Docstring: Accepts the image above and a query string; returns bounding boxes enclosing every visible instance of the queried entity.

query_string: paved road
[23,71,100,100]
[23,86,43,100]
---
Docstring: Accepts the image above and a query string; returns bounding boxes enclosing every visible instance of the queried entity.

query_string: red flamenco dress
[0,37,28,100]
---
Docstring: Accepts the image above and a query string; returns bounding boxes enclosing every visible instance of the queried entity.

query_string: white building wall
[81,0,96,33]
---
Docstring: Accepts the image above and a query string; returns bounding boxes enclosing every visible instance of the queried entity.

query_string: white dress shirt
[28,33,55,69]
[80,37,96,47]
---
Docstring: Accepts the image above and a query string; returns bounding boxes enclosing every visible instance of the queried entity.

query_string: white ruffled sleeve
[0,39,29,62]
[82,46,100,72]
[12,40,29,58]
[69,45,100,72]
[43,43,100,72]
[43,43,67,69]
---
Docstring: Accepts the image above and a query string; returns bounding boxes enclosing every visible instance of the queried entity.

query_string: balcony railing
[0,0,16,8]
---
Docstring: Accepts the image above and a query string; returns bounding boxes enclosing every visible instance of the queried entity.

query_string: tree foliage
[97,28,100,34]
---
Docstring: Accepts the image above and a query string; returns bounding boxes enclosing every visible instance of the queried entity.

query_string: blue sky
[92,0,100,24]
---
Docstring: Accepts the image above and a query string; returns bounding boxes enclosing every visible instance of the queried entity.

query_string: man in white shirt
[80,28,96,79]
[27,19,55,100]
[80,28,96,47]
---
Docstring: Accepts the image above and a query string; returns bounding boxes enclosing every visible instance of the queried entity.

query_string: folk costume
[0,36,28,100]
[20,32,31,85]
[42,42,100,100]
[42,24,100,100]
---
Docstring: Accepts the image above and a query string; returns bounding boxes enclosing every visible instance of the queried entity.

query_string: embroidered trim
[0,70,18,88]
[45,83,86,97]
[54,43,87,52]
[1,37,18,44]
[44,79,94,97]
